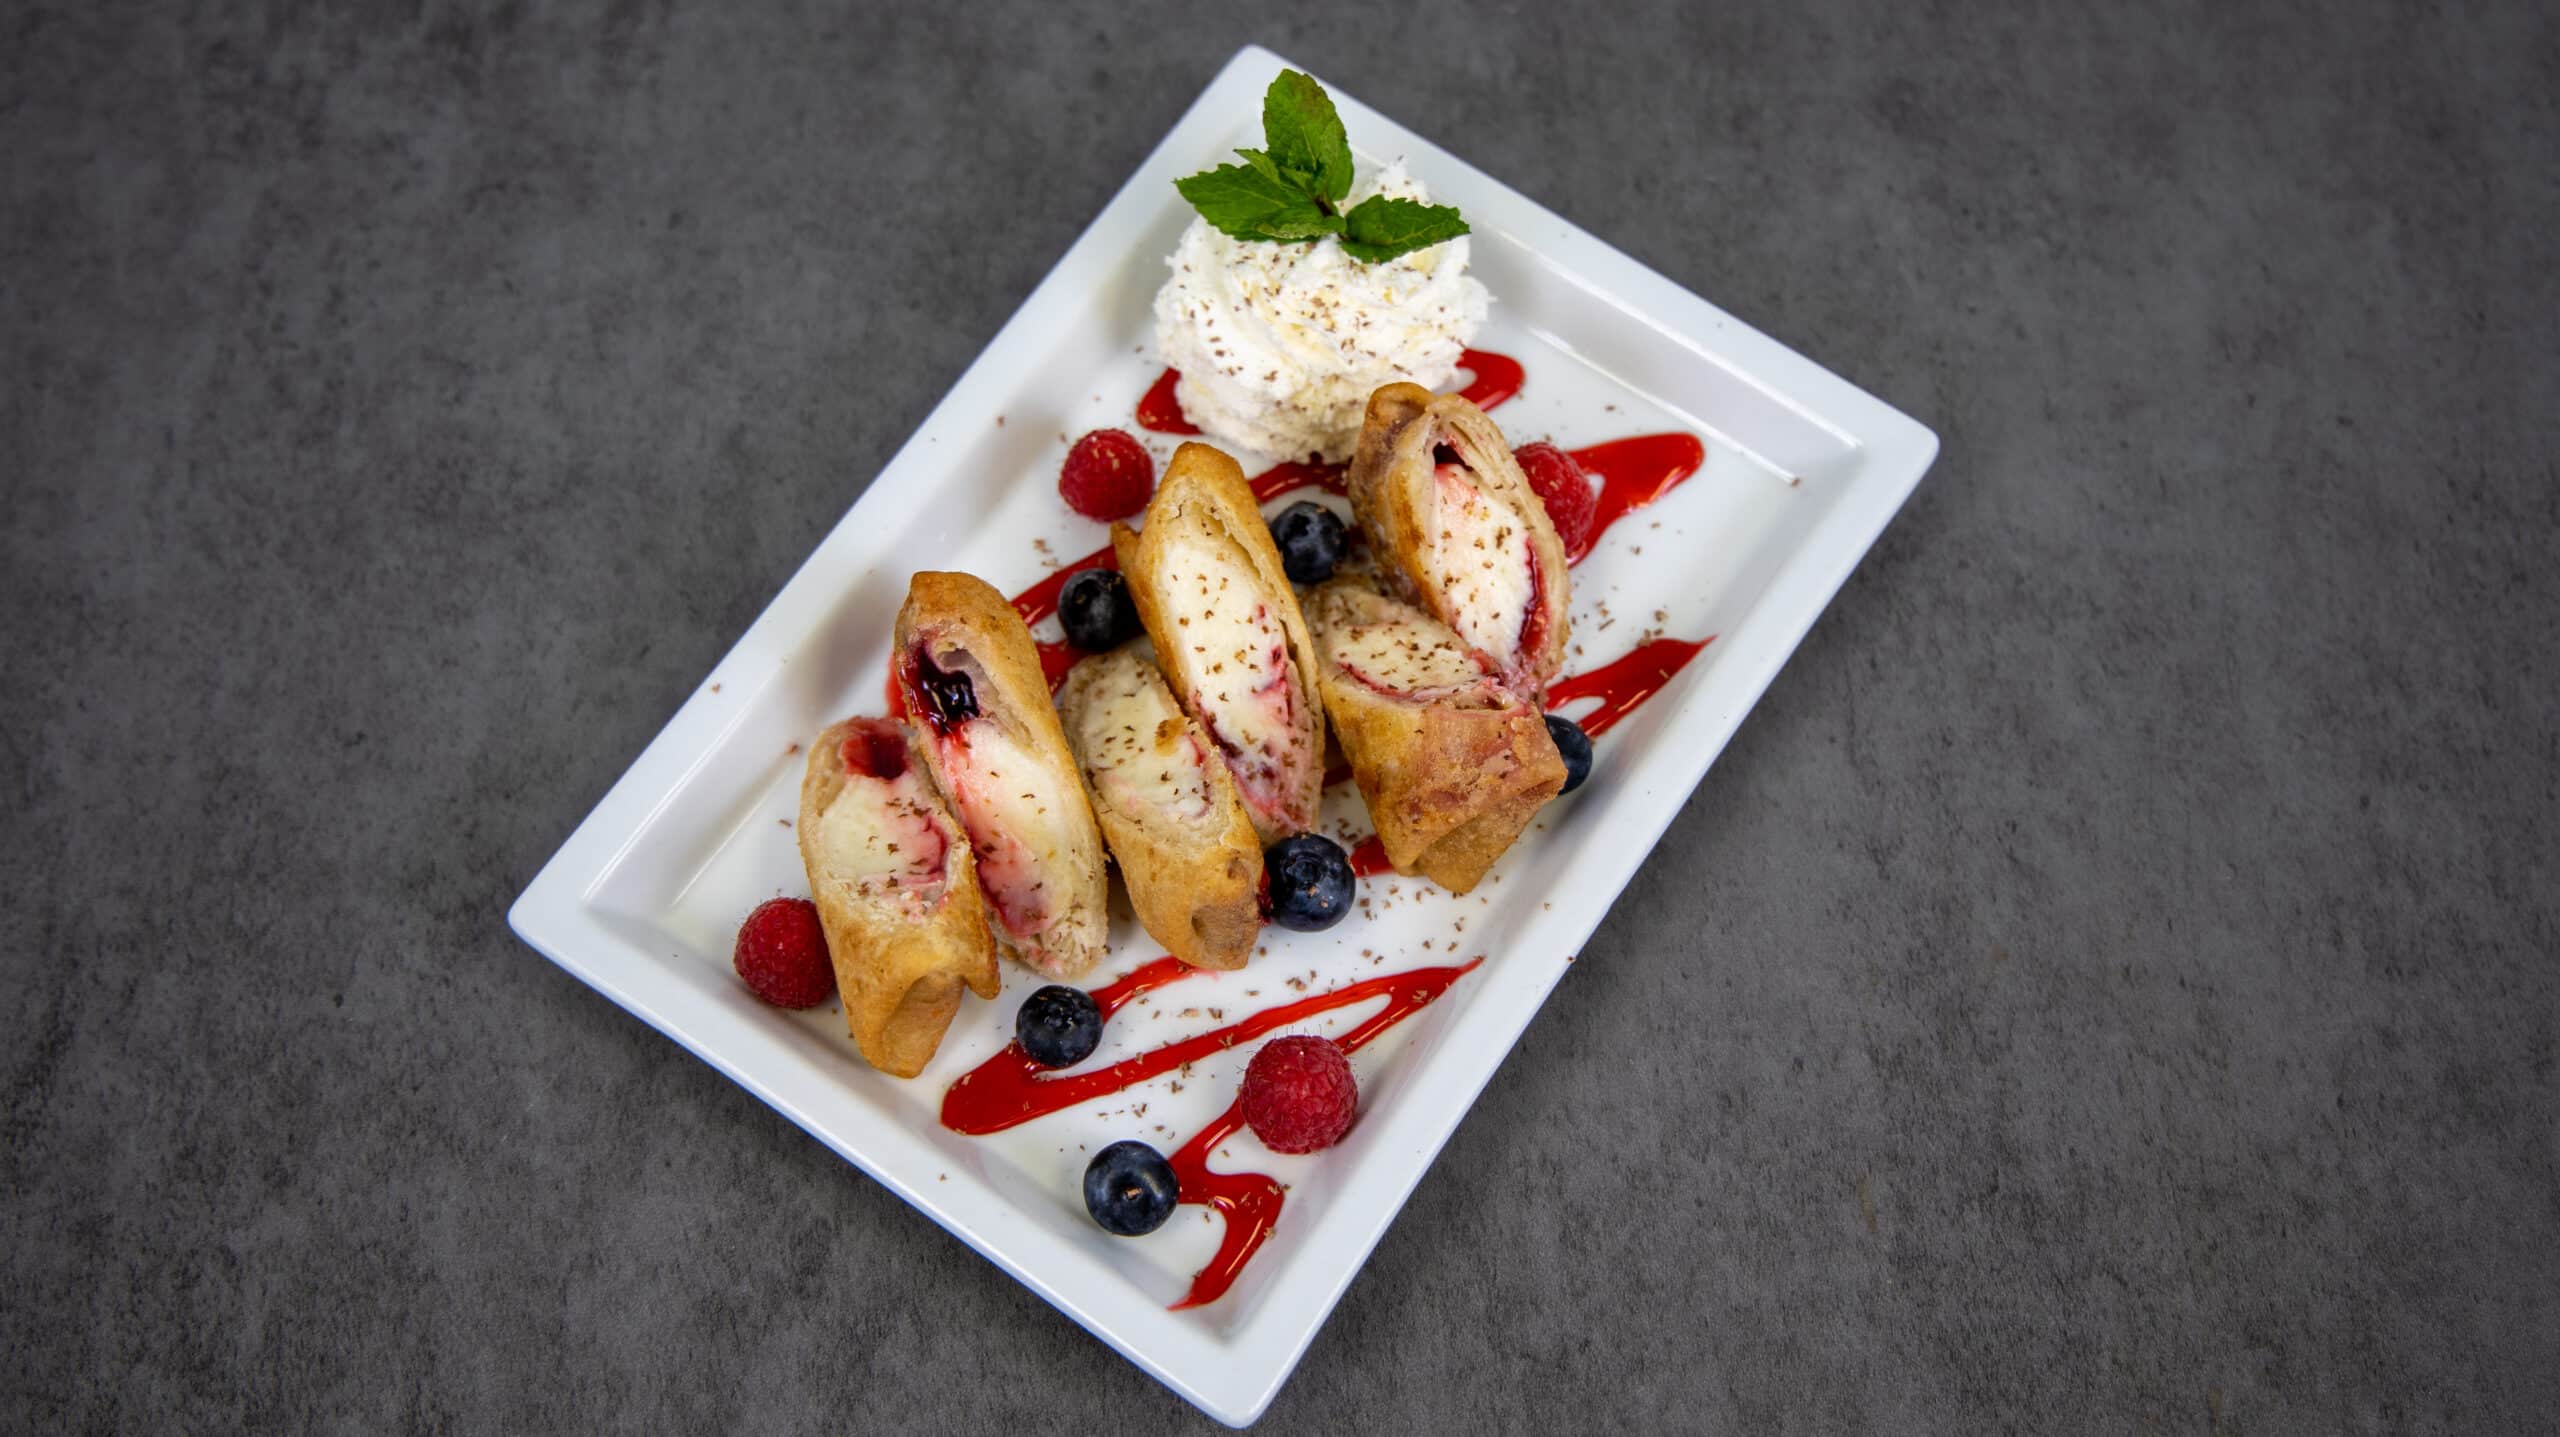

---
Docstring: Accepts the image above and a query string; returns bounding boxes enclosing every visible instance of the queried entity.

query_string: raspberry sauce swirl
[941,955,1480,1308]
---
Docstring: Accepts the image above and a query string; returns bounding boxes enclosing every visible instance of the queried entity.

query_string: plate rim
[510,42,1937,1428]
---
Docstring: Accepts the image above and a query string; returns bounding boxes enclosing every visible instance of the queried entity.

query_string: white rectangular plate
[511,44,1935,1428]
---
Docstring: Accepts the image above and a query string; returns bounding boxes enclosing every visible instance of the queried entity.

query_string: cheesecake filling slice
[906,645,1087,960]
[1424,429,1549,673]
[1070,655,1221,830]
[804,718,953,911]
[1150,524,1318,836]
[1323,603,1509,708]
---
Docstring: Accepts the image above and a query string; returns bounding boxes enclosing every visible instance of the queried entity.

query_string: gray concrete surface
[6,2,2556,1431]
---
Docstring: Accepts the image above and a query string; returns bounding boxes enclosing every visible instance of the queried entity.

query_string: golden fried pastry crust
[1058,647,1263,969]
[1112,442,1327,845]
[894,571,1110,979]
[798,716,999,1078]
[1347,383,1570,692]
[1304,572,1565,894]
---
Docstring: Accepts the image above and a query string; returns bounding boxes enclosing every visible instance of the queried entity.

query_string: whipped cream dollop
[1152,161,1490,463]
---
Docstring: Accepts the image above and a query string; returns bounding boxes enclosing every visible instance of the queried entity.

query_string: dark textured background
[7,1,2556,1431]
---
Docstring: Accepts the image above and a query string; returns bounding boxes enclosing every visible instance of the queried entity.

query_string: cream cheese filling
[1425,450,1538,666]
[1073,663,1219,829]
[808,741,950,911]
[1153,525,1312,829]
[934,719,1084,945]
[1326,614,1499,704]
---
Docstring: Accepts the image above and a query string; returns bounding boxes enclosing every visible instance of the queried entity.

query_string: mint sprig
[1174,161,1343,241]
[1175,70,1468,263]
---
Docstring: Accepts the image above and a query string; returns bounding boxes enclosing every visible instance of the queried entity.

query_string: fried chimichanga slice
[1346,383,1570,692]
[1112,442,1326,845]
[894,571,1110,980]
[797,716,999,1078]
[1058,647,1262,970]
[1305,571,1566,894]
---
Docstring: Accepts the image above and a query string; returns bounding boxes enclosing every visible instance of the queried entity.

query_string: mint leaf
[1339,195,1470,262]
[1262,69,1354,203]
[1172,70,1467,261]
[1175,162,1342,242]
[1234,147,1284,185]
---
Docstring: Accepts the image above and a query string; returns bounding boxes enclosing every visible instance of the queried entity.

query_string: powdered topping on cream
[1153,161,1489,463]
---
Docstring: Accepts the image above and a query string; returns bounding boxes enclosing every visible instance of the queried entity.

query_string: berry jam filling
[910,648,981,734]
[1516,542,1550,674]
[1192,645,1302,831]
[839,721,910,781]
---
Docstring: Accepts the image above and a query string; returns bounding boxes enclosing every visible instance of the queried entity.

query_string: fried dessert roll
[1112,442,1326,845]
[1305,571,1566,894]
[894,571,1110,980]
[1058,647,1263,970]
[1345,382,1571,692]
[797,716,1000,1078]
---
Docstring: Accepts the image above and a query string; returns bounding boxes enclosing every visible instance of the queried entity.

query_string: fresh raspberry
[1239,1035,1359,1154]
[1514,441,1597,558]
[732,898,834,1009]
[1058,429,1156,521]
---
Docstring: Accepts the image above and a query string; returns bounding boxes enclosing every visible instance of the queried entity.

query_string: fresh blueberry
[1058,567,1142,651]
[1269,502,1348,585]
[1083,1140,1179,1236]
[1545,713,1593,794]
[1263,833,1356,932]
[1015,984,1103,1068]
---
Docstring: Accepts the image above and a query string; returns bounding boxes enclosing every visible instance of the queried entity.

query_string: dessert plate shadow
[509,43,1936,1428]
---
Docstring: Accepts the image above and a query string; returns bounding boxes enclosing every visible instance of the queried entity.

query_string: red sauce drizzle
[1160,1102,1274,1308]
[941,954,1481,1309]
[1348,833,1393,878]
[1453,349,1524,411]
[1136,368,1200,434]
[1545,635,1712,738]
[1249,460,1347,503]
[1564,434,1709,564]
